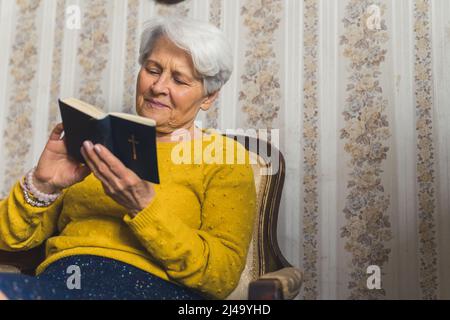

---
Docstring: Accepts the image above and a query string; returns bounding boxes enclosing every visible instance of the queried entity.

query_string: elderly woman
[0,16,256,300]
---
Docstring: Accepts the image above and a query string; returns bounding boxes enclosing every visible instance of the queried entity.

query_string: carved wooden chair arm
[248,267,303,300]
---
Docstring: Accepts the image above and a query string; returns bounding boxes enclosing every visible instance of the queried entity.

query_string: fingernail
[83,141,93,149]
[94,145,101,153]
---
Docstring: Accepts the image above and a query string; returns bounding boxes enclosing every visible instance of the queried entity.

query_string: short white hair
[139,16,233,95]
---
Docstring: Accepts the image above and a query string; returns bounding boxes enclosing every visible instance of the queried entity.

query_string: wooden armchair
[0,134,303,300]
[225,134,302,300]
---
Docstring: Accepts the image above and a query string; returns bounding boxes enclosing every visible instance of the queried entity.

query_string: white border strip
[220,0,239,131]
[0,0,15,192]
[107,0,127,112]
[136,0,156,117]
[392,0,420,299]
[60,0,80,99]
[193,0,210,126]
[281,0,302,280]
[431,0,450,299]
[193,0,209,21]
[32,0,58,166]
[319,0,338,300]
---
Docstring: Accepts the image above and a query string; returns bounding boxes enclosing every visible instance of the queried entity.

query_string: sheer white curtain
[0,0,448,299]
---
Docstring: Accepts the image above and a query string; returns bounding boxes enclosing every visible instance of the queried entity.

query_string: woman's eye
[174,78,186,85]
[146,68,160,75]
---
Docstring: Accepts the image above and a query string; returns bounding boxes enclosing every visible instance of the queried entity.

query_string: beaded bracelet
[25,167,61,202]
[19,168,61,207]
[20,178,52,207]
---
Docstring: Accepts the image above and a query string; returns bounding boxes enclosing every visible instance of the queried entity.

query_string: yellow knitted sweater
[0,130,257,299]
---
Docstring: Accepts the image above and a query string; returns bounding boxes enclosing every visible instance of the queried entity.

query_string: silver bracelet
[20,178,53,207]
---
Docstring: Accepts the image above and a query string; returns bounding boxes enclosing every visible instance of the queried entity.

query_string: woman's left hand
[80,140,155,217]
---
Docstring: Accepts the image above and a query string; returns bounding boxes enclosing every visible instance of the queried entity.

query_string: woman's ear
[200,91,220,111]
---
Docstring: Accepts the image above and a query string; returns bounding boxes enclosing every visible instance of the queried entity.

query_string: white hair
[139,16,233,95]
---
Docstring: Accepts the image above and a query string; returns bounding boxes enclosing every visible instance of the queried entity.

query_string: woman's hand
[34,123,91,194]
[80,141,156,217]
[0,290,8,300]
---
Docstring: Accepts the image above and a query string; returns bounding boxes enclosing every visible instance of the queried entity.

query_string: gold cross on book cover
[128,134,140,161]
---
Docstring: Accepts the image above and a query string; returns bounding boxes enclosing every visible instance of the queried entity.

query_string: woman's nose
[151,74,169,95]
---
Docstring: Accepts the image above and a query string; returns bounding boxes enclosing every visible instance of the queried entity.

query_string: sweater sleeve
[0,181,65,251]
[123,163,257,299]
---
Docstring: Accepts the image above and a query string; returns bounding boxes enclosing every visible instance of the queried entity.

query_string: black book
[58,98,160,184]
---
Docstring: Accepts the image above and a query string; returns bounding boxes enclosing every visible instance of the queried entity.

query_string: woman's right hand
[0,290,8,300]
[33,123,91,194]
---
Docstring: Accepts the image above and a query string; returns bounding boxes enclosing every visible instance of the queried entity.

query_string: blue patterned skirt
[0,255,206,300]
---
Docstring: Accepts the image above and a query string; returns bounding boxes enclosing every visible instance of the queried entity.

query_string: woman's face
[136,36,217,138]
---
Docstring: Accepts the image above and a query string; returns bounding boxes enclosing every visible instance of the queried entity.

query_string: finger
[81,143,118,187]
[82,141,121,181]
[81,147,114,194]
[92,144,133,180]
[80,146,97,175]
[49,123,64,141]
[81,147,125,199]
[80,146,113,190]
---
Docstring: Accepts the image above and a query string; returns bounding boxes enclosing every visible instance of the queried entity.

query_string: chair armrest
[0,264,21,274]
[0,246,45,276]
[248,267,303,300]
[0,250,24,270]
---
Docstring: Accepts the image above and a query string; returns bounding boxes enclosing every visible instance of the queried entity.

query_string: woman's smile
[145,98,171,110]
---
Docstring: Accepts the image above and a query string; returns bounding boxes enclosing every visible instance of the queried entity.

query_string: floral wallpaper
[155,0,191,17]
[302,0,319,301]
[414,0,438,300]
[121,0,140,114]
[46,0,67,136]
[77,0,110,109]
[339,0,392,299]
[0,0,448,299]
[2,0,42,192]
[239,0,282,129]
[205,0,222,129]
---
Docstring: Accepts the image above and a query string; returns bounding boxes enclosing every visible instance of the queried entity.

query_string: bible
[58,98,160,184]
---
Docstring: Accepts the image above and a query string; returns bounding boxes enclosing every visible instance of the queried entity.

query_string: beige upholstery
[259,267,303,299]
[226,154,268,300]
[0,265,20,274]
